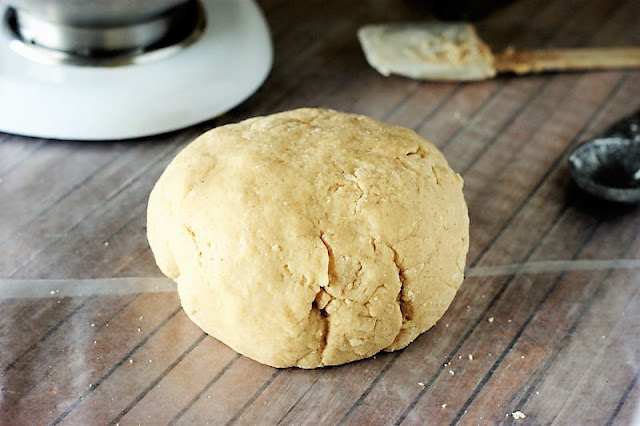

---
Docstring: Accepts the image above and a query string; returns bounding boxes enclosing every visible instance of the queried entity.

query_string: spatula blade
[358,22,495,81]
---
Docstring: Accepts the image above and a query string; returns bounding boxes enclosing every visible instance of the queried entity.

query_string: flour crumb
[441,403,447,409]
[104,241,109,247]
[448,370,455,375]
[512,411,526,420]
[488,317,494,323]
[468,354,473,361]
[418,382,425,387]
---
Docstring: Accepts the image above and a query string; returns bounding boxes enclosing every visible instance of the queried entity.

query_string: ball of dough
[147,108,469,368]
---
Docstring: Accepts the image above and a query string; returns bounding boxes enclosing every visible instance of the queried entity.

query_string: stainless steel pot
[1,0,204,65]
[1,0,190,26]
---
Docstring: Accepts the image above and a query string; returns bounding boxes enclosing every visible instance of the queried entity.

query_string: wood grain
[0,0,638,424]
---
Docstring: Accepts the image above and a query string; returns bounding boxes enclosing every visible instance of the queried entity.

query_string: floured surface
[1,0,639,423]
[147,108,469,368]
[358,22,496,81]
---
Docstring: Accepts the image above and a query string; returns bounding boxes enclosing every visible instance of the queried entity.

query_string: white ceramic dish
[0,0,272,140]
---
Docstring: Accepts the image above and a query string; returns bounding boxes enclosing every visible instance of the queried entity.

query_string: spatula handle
[493,47,640,75]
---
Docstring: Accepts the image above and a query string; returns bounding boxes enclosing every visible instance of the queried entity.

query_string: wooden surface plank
[173,356,275,425]
[59,311,204,425]
[1,0,639,424]
[114,337,235,425]
[0,297,85,370]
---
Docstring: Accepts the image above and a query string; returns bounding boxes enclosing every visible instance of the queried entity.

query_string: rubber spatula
[358,22,640,81]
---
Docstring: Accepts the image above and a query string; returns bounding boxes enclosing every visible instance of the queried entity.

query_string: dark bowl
[568,137,640,203]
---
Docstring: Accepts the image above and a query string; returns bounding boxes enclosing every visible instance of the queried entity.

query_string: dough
[147,108,469,368]
[358,22,496,81]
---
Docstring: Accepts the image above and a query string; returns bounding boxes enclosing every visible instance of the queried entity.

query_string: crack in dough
[316,233,340,365]
[405,143,429,158]
[431,166,442,185]
[184,224,204,270]
[386,243,414,323]
[319,233,334,277]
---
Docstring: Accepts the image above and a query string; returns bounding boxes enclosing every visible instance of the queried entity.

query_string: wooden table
[1,0,639,424]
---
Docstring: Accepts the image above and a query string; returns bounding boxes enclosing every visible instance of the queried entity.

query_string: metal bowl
[568,137,640,203]
[1,0,190,27]
[2,0,204,65]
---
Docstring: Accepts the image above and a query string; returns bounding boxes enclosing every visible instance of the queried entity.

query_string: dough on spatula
[147,108,469,368]
[358,22,495,81]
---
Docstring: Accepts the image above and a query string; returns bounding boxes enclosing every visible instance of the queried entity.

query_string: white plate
[0,0,272,140]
